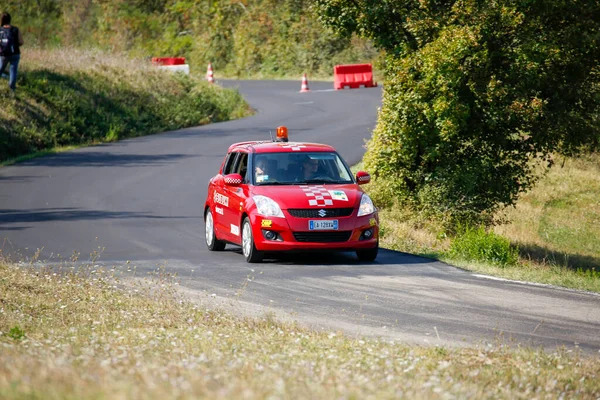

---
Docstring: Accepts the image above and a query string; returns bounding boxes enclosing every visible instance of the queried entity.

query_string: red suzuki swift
[203,127,379,263]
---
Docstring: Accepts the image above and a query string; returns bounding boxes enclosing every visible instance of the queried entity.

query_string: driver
[302,156,320,180]
[254,157,269,182]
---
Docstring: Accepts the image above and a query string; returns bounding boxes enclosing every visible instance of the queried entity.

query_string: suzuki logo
[318,209,327,217]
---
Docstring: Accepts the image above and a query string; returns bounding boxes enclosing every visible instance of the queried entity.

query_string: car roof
[227,141,336,154]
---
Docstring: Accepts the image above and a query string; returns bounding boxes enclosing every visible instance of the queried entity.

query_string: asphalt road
[1,80,599,353]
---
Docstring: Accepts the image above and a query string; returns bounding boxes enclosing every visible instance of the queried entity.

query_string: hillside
[0,49,251,163]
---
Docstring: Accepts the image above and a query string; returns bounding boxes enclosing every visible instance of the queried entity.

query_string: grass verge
[361,153,600,293]
[0,48,253,164]
[1,259,598,399]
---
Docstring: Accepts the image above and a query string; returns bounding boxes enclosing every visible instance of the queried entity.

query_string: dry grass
[1,259,599,399]
[377,206,450,256]
[22,47,156,79]
[494,153,600,270]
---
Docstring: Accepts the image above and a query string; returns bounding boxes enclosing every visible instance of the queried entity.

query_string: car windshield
[252,152,354,185]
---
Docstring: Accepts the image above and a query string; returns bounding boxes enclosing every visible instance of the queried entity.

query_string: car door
[221,151,250,244]
[212,151,237,240]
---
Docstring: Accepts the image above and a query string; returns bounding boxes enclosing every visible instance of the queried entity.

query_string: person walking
[0,12,23,94]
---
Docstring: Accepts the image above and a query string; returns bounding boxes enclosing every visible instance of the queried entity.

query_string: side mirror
[356,171,371,185]
[224,173,243,186]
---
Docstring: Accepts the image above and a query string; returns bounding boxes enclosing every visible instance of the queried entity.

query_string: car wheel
[242,217,263,263]
[205,208,226,251]
[356,241,378,262]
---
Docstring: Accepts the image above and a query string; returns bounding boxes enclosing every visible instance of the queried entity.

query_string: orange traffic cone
[206,62,215,83]
[299,73,310,92]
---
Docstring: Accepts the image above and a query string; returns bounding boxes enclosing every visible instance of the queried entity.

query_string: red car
[203,127,379,263]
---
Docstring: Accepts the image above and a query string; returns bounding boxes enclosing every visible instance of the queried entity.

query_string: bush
[318,0,600,226]
[448,226,519,267]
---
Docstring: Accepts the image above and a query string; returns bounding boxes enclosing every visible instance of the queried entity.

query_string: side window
[222,152,238,175]
[233,153,249,181]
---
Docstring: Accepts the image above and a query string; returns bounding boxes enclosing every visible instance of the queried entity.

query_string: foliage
[315,0,600,226]
[7,326,25,341]
[6,0,377,78]
[0,0,63,47]
[0,49,251,162]
[447,226,519,267]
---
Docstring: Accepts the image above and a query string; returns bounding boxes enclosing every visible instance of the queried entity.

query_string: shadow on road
[0,175,38,182]
[221,247,436,267]
[17,151,193,168]
[0,208,194,226]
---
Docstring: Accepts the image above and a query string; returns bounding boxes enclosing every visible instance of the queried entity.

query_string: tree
[314,0,600,226]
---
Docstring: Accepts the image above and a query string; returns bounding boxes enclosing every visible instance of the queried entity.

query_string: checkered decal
[300,185,334,207]
[279,142,306,152]
[225,176,242,185]
[357,174,371,182]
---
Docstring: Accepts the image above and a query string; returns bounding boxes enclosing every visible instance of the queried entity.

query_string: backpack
[0,27,17,57]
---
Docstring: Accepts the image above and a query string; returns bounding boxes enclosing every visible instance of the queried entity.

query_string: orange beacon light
[276,126,289,142]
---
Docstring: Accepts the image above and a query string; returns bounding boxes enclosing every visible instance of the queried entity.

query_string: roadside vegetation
[0,48,252,163]
[319,0,600,291]
[8,0,378,80]
[1,260,598,399]
[360,152,600,293]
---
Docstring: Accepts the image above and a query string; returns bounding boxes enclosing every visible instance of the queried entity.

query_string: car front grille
[293,231,352,243]
[287,208,354,218]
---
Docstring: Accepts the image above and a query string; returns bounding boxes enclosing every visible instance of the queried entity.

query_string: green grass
[1,260,598,399]
[448,227,519,267]
[0,48,253,163]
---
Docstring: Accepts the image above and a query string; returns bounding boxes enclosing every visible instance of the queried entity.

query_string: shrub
[448,226,519,267]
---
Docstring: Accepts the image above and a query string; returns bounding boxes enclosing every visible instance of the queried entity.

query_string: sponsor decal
[300,185,334,207]
[230,224,240,236]
[329,190,348,201]
[369,218,377,226]
[215,206,224,215]
[214,192,229,207]
[261,219,273,228]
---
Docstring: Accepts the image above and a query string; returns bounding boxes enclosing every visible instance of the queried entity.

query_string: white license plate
[309,220,339,230]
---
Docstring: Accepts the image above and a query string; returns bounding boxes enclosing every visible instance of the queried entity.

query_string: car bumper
[249,211,379,252]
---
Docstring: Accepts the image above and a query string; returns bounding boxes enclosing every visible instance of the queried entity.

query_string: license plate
[309,220,338,230]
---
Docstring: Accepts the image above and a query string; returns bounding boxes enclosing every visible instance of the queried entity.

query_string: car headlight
[357,194,375,217]
[253,195,285,218]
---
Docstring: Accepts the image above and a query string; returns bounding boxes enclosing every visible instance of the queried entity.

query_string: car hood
[251,184,364,209]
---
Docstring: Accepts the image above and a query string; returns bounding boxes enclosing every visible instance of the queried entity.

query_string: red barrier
[334,63,377,90]
[151,57,186,66]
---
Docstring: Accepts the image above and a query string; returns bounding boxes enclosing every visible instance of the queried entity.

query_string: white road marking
[471,274,600,296]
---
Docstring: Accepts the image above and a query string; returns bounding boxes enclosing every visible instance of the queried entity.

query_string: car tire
[205,208,226,251]
[242,217,263,263]
[356,242,378,262]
